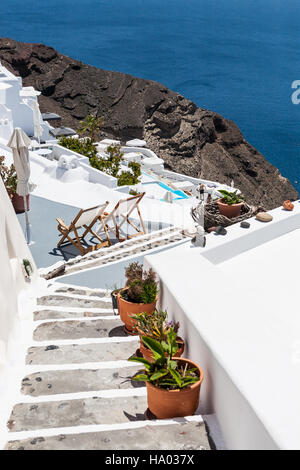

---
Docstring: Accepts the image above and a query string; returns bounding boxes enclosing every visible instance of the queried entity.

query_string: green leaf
[159,380,178,387]
[128,356,152,370]
[167,359,178,370]
[150,369,169,381]
[141,336,165,358]
[132,374,149,382]
[168,368,182,388]
[182,378,198,386]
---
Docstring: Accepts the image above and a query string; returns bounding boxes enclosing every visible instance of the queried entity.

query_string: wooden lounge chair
[99,193,146,243]
[56,202,109,255]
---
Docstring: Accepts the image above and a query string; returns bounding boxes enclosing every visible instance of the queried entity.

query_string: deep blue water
[1,0,300,190]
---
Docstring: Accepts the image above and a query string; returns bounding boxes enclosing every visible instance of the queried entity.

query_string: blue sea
[1,0,300,191]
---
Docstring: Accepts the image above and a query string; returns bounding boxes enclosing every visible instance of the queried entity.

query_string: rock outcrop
[0,38,297,208]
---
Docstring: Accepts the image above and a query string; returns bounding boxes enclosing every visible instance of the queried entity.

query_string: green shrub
[89,144,123,177]
[117,161,141,186]
[59,138,141,187]
[58,136,97,159]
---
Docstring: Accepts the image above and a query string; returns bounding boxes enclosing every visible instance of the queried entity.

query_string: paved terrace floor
[17,195,170,269]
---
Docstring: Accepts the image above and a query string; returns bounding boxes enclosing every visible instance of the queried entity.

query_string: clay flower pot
[111,289,121,315]
[217,198,243,218]
[10,193,30,214]
[146,358,204,419]
[117,291,157,334]
[139,335,185,363]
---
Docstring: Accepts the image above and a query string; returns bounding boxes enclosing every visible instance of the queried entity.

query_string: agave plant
[128,330,199,390]
[218,189,244,205]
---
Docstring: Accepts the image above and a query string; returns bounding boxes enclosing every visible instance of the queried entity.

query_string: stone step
[26,341,139,365]
[52,286,108,298]
[8,395,147,432]
[37,295,112,309]
[33,319,126,341]
[34,309,114,321]
[5,420,210,450]
[21,366,144,396]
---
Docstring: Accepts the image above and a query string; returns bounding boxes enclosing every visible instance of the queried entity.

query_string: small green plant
[122,263,158,304]
[129,189,139,196]
[58,136,97,159]
[23,259,33,276]
[128,330,199,390]
[131,309,179,342]
[77,114,104,142]
[219,189,244,205]
[0,156,17,194]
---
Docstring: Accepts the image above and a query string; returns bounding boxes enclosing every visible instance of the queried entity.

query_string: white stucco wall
[0,177,37,365]
[144,204,300,449]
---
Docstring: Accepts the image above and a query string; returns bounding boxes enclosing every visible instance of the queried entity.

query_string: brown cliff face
[0,37,297,209]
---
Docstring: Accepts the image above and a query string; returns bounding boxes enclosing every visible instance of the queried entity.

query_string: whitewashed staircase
[4,282,211,450]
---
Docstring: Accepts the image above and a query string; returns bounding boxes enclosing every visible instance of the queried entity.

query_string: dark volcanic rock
[0,37,297,209]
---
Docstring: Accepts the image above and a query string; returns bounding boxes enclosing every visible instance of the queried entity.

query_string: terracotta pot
[117,291,157,334]
[146,357,204,419]
[217,198,243,219]
[10,193,30,214]
[111,290,120,315]
[139,335,185,363]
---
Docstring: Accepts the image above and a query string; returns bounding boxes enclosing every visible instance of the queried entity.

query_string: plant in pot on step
[118,262,158,334]
[217,189,244,219]
[128,330,203,419]
[131,309,184,362]
[110,284,122,315]
[0,156,29,214]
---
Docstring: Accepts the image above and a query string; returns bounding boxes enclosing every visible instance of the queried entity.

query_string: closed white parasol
[7,128,32,244]
[29,99,43,143]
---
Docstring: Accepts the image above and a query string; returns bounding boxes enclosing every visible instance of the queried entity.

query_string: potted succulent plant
[217,189,244,218]
[118,262,158,334]
[129,330,203,419]
[0,156,29,213]
[131,309,184,362]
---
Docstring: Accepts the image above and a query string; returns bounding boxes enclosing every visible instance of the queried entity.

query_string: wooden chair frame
[99,193,146,243]
[56,202,109,255]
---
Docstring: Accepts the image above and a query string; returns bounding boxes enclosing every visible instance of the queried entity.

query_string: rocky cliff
[0,38,297,208]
